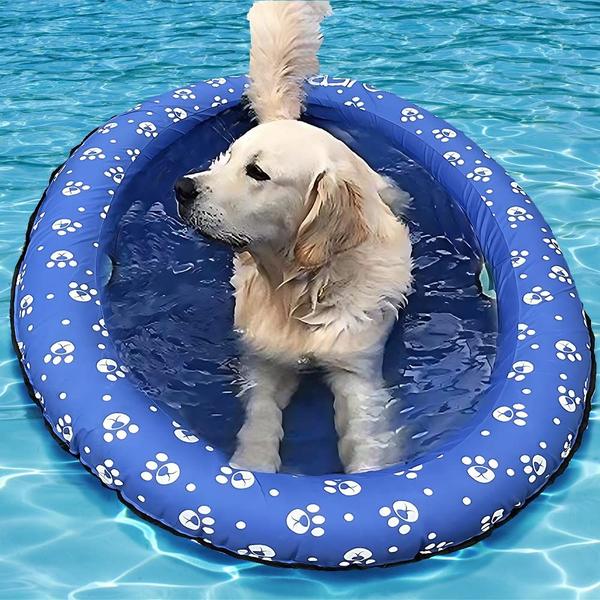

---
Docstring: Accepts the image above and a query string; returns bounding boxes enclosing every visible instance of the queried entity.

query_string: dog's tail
[246,1,332,123]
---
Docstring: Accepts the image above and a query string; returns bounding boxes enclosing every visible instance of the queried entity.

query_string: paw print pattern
[56,414,73,442]
[206,77,226,88]
[211,96,228,108]
[98,122,118,134]
[323,479,362,495]
[237,544,276,561]
[548,265,572,284]
[215,466,255,489]
[561,433,574,458]
[555,340,582,362]
[173,88,196,100]
[543,237,562,255]
[165,107,187,122]
[467,166,493,182]
[126,148,140,161]
[523,286,554,305]
[100,205,110,220]
[432,128,456,142]
[510,250,529,268]
[102,412,139,442]
[172,421,200,443]
[92,318,109,337]
[68,282,98,302]
[393,464,423,480]
[480,508,504,532]
[43,340,75,365]
[517,323,536,341]
[443,151,464,166]
[136,121,158,138]
[62,180,90,196]
[339,547,376,566]
[520,453,547,484]
[286,504,325,537]
[420,533,453,555]
[400,107,424,122]
[510,181,527,196]
[19,294,34,318]
[52,218,82,236]
[179,505,215,534]
[507,360,534,382]
[96,459,123,486]
[80,147,105,160]
[558,385,582,413]
[46,250,77,269]
[104,166,124,184]
[96,358,128,381]
[378,500,419,534]
[507,206,533,228]
[493,403,528,426]
[462,455,498,483]
[344,96,365,110]
[141,452,181,484]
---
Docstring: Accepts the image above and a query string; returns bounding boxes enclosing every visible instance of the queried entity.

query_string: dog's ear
[293,171,369,269]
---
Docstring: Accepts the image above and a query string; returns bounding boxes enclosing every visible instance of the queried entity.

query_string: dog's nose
[174,176,197,205]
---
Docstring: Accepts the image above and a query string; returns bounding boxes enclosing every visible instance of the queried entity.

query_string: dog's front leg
[231,356,299,473]
[327,362,400,473]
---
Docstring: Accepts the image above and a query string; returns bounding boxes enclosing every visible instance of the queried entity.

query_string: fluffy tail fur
[246,1,332,123]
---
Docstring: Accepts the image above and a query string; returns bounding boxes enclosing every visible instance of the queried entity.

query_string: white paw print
[173,88,196,100]
[555,340,582,362]
[136,121,158,138]
[215,466,255,489]
[102,412,139,442]
[517,323,536,341]
[211,95,228,108]
[344,96,365,110]
[393,464,423,480]
[172,421,200,443]
[400,107,424,122]
[96,358,128,381]
[16,263,27,289]
[56,414,73,442]
[462,455,498,483]
[80,147,105,160]
[493,403,528,426]
[165,107,188,122]
[62,180,90,196]
[52,218,82,235]
[520,453,547,484]
[432,128,456,142]
[46,250,77,269]
[96,459,123,486]
[507,206,533,228]
[104,166,125,184]
[420,533,453,555]
[98,122,118,134]
[543,237,562,255]
[523,286,554,305]
[548,265,572,284]
[141,452,181,484]
[92,318,109,337]
[507,360,534,381]
[467,166,493,182]
[32,211,45,231]
[68,282,98,302]
[558,385,582,413]
[339,547,375,567]
[561,433,574,459]
[126,148,140,161]
[237,544,276,561]
[286,504,325,537]
[378,500,419,534]
[206,77,226,88]
[510,249,529,268]
[43,340,75,365]
[323,479,362,495]
[179,506,215,534]
[510,181,527,196]
[480,508,504,532]
[19,294,34,318]
[100,205,110,219]
[443,150,464,166]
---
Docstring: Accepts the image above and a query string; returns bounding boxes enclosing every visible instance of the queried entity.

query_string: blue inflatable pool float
[12,75,594,569]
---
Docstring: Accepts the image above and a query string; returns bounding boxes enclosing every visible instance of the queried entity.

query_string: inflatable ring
[12,75,594,569]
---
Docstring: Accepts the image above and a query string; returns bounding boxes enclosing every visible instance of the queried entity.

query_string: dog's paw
[230,444,281,473]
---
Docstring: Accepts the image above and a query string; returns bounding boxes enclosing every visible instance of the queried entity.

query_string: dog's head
[175,120,401,268]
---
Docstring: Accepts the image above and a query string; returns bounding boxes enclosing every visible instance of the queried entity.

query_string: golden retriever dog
[175,1,412,473]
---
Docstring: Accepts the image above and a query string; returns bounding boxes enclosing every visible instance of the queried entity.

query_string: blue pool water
[1,1,598,597]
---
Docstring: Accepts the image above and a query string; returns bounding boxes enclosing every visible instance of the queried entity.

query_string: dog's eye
[245,163,270,181]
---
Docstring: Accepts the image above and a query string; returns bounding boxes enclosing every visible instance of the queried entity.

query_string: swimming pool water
[1,1,598,597]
